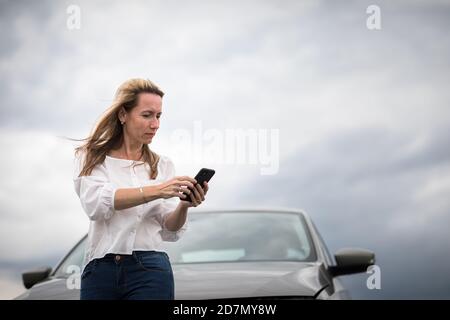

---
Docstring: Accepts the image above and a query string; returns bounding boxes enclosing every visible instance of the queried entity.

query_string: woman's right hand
[156,176,197,200]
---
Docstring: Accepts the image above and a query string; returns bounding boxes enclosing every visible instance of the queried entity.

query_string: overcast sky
[1,0,449,299]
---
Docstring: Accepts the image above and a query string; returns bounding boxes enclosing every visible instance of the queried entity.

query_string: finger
[177,176,197,184]
[171,188,185,198]
[195,183,205,201]
[203,181,209,194]
[178,187,192,201]
[177,192,188,200]
[191,185,202,203]
[179,186,191,199]
[179,186,191,193]
[173,187,185,201]
[178,187,194,203]
[175,180,195,189]
[181,180,195,189]
[189,192,198,206]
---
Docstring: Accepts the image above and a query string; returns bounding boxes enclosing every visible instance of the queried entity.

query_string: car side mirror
[22,266,52,289]
[329,248,375,277]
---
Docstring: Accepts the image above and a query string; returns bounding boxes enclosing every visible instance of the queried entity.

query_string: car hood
[16,261,328,300]
[173,261,327,299]
[15,278,79,300]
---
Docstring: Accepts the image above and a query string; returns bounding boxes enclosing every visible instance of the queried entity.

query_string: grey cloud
[237,125,450,298]
[1,0,450,133]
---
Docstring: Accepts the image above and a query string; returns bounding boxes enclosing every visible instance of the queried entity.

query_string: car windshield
[53,211,316,277]
[162,211,316,263]
[53,237,86,278]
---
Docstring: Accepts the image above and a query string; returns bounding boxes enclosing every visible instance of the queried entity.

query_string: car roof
[188,207,310,219]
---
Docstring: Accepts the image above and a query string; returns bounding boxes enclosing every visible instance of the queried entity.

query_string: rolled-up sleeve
[73,154,117,221]
[158,197,187,242]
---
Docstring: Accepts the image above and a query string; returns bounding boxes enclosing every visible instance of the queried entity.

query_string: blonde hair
[74,78,165,179]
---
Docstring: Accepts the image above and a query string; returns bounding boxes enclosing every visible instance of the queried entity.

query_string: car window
[162,212,317,263]
[53,237,86,278]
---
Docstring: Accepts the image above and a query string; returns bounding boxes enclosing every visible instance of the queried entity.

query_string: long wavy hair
[73,78,164,179]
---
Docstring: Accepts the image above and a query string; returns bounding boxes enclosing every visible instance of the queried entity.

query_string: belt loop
[132,251,139,263]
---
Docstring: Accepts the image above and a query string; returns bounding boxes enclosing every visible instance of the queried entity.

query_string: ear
[118,107,127,124]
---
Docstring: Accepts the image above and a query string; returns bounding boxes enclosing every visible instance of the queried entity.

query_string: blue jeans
[80,251,174,300]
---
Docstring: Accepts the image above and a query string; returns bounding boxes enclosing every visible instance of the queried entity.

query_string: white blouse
[73,152,187,271]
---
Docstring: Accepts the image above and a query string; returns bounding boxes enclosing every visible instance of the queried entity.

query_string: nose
[150,118,159,129]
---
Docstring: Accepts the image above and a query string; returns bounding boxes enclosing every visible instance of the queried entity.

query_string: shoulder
[157,154,176,176]
[74,149,108,168]
[158,154,173,164]
[73,150,108,178]
[73,150,87,176]
[158,154,175,168]
[74,149,86,162]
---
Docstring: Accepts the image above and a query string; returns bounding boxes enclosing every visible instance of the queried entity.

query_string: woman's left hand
[180,181,209,207]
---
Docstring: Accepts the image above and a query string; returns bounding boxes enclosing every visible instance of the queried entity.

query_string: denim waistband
[100,250,168,262]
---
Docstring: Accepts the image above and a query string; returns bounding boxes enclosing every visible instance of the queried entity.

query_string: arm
[163,201,189,231]
[163,181,209,231]
[114,176,197,211]
[114,186,159,211]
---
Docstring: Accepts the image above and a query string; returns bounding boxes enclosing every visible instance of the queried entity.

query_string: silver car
[15,209,375,300]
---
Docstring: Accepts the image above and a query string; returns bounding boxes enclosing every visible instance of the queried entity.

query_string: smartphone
[183,168,215,202]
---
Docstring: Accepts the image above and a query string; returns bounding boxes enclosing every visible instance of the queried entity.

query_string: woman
[73,78,209,300]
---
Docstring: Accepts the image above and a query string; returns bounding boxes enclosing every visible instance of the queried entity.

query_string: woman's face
[120,92,162,145]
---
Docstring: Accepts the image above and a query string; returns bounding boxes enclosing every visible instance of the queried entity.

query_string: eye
[142,113,161,119]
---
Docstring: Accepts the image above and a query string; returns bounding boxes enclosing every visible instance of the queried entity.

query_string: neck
[115,136,144,161]
[121,146,143,161]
